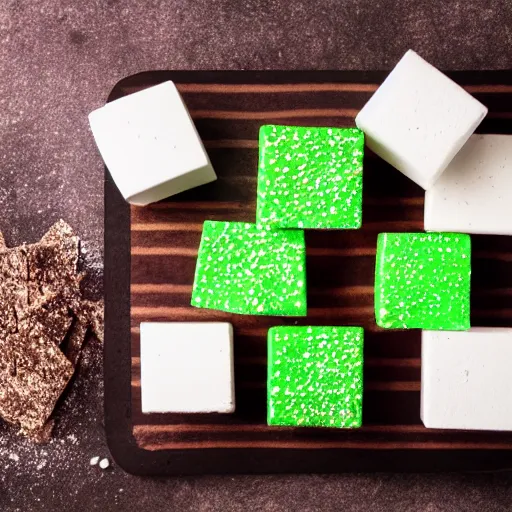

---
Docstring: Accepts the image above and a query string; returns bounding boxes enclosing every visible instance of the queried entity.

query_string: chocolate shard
[40,219,77,246]
[19,297,73,347]
[0,331,74,434]
[25,220,81,307]
[0,247,29,334]
[26,242,82,307]
[22,419,55,444]
[75,299,104,343]
[0,231,7,252]
[40,220,82,283]
[64,320,88,367]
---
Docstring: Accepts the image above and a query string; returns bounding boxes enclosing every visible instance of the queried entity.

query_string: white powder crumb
[36,460,47,470]
[99,458,110,469]
[9,453,19,462]
[90,456,99,466]
[67,434,78,444]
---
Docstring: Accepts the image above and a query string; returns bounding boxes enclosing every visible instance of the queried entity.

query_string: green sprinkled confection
[267,326,364,428]
[257,125,364,229]
[375,232,471,330]
[191,221,307,316]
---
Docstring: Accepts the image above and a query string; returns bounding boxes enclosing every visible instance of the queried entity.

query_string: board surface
[104,70,512,475]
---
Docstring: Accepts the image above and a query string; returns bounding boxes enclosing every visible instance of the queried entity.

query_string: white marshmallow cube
[356,50,487,189]
[140,322,235,414]
[421,328,512,431]
[425,134,512,235]
[89,81,216,205]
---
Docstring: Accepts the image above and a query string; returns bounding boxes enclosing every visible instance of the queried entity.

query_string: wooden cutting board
[104,70,512,475]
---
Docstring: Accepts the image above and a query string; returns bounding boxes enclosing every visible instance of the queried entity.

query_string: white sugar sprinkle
[90,456,100,466]
[99,458,110,469]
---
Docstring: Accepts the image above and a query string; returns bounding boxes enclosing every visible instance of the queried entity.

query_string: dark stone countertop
[0,1,511,510]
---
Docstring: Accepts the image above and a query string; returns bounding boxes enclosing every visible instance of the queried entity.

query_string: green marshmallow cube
[375,232,471,330]
[257,125,364,229]
[267,326,364,428]
[191,221,307,316]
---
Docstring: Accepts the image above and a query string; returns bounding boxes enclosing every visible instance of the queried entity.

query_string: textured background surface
[0,1,512,510]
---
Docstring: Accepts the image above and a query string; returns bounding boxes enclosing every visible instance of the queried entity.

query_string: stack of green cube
[189,122,474,431]
[191,125,365,317]
[189,124,366,429]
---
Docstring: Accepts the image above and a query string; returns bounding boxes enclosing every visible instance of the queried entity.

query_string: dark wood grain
[104,70,512,475]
